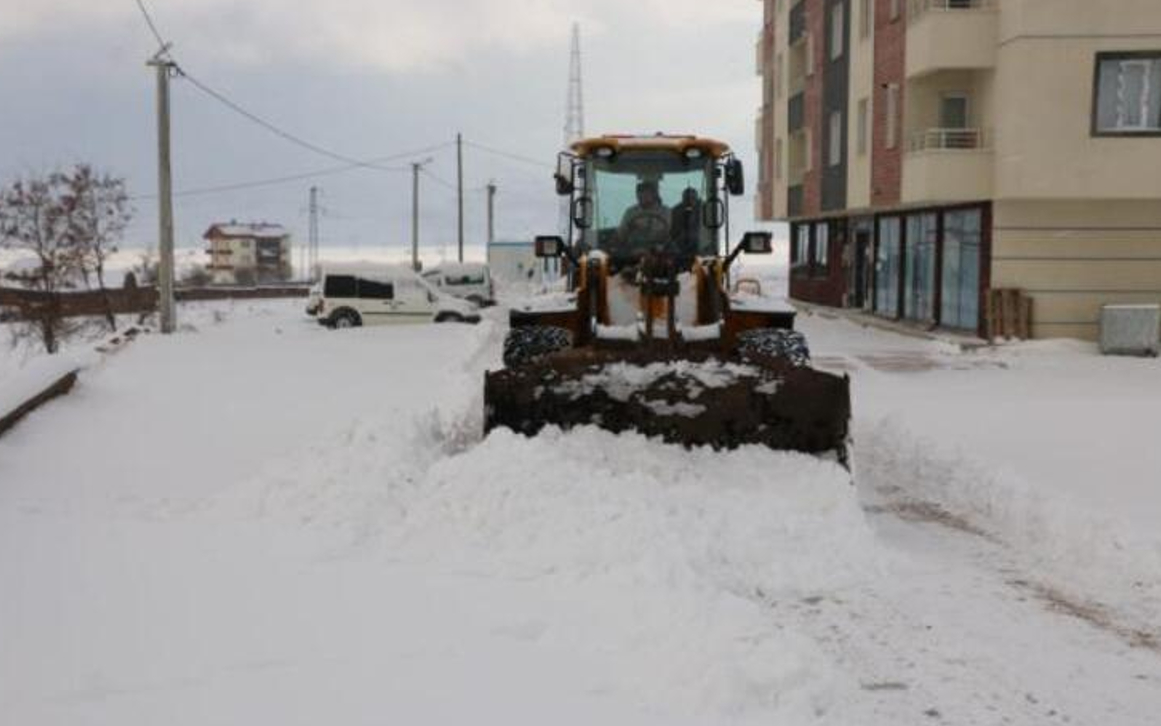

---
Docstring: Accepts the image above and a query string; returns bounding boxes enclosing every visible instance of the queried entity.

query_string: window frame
[857,97,870,155]
[828,111,843,167]
[1092,51,1161,137]
[812,221,830,276]
[885,84,900,150]
[830,3,845,61]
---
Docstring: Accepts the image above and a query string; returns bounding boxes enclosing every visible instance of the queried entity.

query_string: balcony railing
[907,128,989,152]
[908,0,993,23]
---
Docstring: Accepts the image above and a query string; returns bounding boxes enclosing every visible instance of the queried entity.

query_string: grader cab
[484,134,851,464]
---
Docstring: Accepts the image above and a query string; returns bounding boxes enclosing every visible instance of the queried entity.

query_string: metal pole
[148,50,177,334]
[486,181,496,246]
[411,162,421,272]
[456,132,464,262]
[308,186,319,280]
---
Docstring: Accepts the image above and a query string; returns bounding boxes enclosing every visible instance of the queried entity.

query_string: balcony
[902,128,994,204]
[788,91,805,133]
[906,0,997,79]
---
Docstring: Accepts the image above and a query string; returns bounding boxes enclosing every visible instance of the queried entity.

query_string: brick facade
[871,0,905,207]
[802,0,826,217]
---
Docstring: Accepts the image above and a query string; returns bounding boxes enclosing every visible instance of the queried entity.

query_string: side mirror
[726,231,773,267]
[535,235,566,258]
[725,158,745,197]
[741,231,773,254]
[571,196,594,230]
[703,198,726,230]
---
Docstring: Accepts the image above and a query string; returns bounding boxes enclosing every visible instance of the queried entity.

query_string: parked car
[421,262,495,307]
[315,264,481,328]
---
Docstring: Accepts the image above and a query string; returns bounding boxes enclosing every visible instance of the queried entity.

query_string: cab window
[357,279,394,299]
[324,275,357,297]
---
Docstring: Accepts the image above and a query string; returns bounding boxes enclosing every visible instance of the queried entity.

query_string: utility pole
[486,181,497,246]
[147,47,178,334]
[410,158,433,272]
[308,186,319,280]
[456,132,465,262]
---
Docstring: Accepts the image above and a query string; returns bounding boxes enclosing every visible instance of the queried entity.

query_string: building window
[806,34,815,76]
[775,138,784,180]
[859,0,872,39]
[830,4,844,61]
[828,111,843,167]
[890,0,901,21]
[794,224,811,270]
[885,84,900,149]
[1094,52,1161,135]
[813,222,830,273]
[857,98,869,155]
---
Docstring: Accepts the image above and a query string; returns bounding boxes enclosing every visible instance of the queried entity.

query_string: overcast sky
[0,0,766,262]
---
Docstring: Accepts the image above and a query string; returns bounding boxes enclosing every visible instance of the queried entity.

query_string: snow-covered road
[1,299,1159,724]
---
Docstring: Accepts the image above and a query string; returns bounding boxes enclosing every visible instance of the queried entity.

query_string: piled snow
[0,353,83,419]
[238,420,880,721]
[550,360,763,403]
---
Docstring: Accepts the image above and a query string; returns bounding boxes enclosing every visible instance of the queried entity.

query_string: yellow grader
[483,134,851,465]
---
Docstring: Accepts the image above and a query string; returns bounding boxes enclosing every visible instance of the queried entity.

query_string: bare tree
[67,165,132,330]
[0,172,84,353]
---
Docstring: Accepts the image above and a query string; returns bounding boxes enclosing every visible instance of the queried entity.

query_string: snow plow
[484,135,851,465]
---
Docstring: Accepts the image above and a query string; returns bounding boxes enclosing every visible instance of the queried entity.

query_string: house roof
[204,222,290,240]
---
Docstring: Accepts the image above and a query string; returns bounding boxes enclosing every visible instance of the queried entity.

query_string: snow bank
[235,409,883,721]
[858,415,1161,631]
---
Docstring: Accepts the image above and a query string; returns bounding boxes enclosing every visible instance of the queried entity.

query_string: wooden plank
[1017,295,1033,340]
[984,289,998,339]
[1001,289,1019,339]
[0,370,79,439]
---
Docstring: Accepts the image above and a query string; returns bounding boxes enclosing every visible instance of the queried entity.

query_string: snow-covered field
[1,287,1160,724]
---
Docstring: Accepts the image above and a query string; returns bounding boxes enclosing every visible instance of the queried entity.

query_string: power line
[464,140,555,171]
[132,0,437,174]
[421,168,457,191]
[133,0,167,51]
[179,71,414,173]
[129,142,447,201]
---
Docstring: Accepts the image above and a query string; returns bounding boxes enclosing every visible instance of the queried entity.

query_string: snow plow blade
[484,349,851,466]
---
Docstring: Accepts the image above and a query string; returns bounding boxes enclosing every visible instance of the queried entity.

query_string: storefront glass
[874,217,901,316]
[905,213,938,322]
[941,209,982,331]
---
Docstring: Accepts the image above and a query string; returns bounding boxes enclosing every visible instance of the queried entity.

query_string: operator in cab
[670,187,703,259]
[618,180,671,247]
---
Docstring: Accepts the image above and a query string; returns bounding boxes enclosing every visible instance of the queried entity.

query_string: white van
[316,264,481,328]
[421,263,495,307]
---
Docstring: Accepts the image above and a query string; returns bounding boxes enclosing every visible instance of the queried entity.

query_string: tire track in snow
[856,419,1161,657]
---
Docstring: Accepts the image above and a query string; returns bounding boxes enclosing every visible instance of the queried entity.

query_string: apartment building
[204,222,293,284]
[756,0,1161,339]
